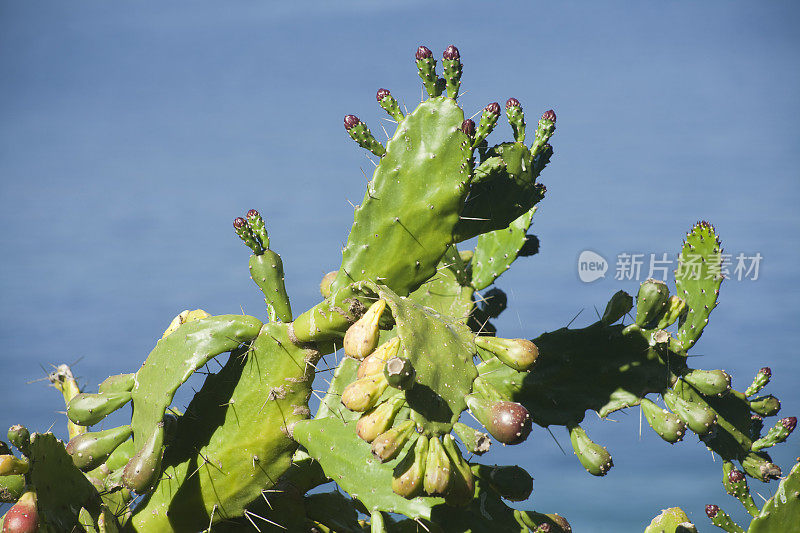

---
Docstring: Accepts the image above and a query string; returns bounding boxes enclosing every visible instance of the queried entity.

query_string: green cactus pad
[644,507,695,533]
[471,206,536,290]
[130,314,262,450]
[673,221,723,353]
[249,250,293,323]
[129,322,314,531]
[408,260,474,323]
[331,97,470,298]
[747,460,800,533]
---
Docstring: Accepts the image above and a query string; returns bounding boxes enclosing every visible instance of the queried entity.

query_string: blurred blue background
[1,1,798,530]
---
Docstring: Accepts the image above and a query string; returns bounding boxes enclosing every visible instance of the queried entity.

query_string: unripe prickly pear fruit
[343,114,386,157]
[0,455,29,476]
[634,279,670,328]
[245,208,270,249]
[601,290,633,326]
[319,271,337,299]
[392,435,428,498]
[341,372,389,412]
[376,88,404,122]
[752,416,796,451]
[663,387,717,435]
[505,97,526,142]
[233,217,263,254]
[2,490,39,533]
[98,373,136,395]
[482,464,534,502]
[6,426,29,456]
[742,451,781,481]
[67,391,132,427]
[453,422,491,455]
[442,44,462,99]
[357,337,400,379]
[704,504,740,532]
[372,420,415,462]
[356,396,404,443]
[441,434,474,507]
[745,367,771,397]
[415,45,439,98]
[466,395,532,444]
[122,422,165,493]
[656,295,688,329]
[473,103,501,147]
[66,425,133,471]
[344,299,386,359]
[640,398,686,443]
[474,337,538,372]
[683,369,731,396]
[721,461,753,507]
[481,288,507,318]
[384,356,416,390]
[749,395,781,417]
[532,109,557,155]
[568,425,613,476]
[423,436,452,495]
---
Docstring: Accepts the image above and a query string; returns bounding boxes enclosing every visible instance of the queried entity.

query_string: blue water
[1,2,798,530]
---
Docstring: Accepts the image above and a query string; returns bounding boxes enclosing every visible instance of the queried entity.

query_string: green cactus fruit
[656,296,688,329]
[505,98,526,143]
[341,372,389,412]
[473,102,501,148]
[640,398,686,443]
[465,395,532,444]
[121,421,165,493]
[6,426,29,457]
[372,419,416,462]
[392,434,428,498]
[474,336,538,372]
[67,391,132,427]
[453,422,491,455]
[745,367,771,397]
[441,434,474,507]
[644,507,696,533]
[0,456,28,476]
[634,278,670,328]
[0,474,23,503]
[442,45,462,99]
[601,290,633,326]
[683,369,731,397]
[721,461,758,516]
[343,114,386,157]
[1,490,39,533]
[532,109,556,156]
[741,451,781,482]
[245,208,269,248]
[415,45,439,98]
[65,425,132,471]
[232,216,263,254]
[97,373,135,394]
[358,337,400,379]
[481,288,508,319]
[384,356,416,390]
[663,386,717,435]
[422,435,452,496]
[319,270,337,298]
[752,416,796,451]
[568,425,613,476]
[704,504,744,533]
[357,396,405,443]
[344,299,386,359]
[479,464,534,502]
[377,88,404,123]
[749,395,781,417]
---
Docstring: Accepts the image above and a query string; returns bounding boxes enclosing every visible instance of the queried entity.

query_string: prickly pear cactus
[1,45,795,533]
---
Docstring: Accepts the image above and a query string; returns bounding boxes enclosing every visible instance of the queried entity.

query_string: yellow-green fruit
[341,373,389,412]
[344,299,386,359]
[423,436,452,495]
[371,420,415,462]
[0,456,29,476]
[392,435,428,498]
[357,337,400,378]
[356,397,404,443]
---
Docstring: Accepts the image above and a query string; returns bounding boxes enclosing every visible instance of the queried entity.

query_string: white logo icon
[578,250,608,283]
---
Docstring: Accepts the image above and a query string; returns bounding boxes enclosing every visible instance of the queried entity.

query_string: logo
[578,250,608,283]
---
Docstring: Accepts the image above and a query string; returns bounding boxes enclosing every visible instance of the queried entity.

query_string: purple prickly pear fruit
[376,88,391,101]
[2,491,39,533]
[343,299,386,359]
[506,97,521,109]
[422,436,452,496]
[782,416,797,432]
[466,395,532,445]
[392,435,428,498]
[541,109,556,123]
[461,119,475,137]
[415,46,432,60]
[6,426,29,456]
[233,217,247,229]
[443,44,460,60]
[474,337,538,372]
[728,469,745,484]
[343,114,361,131]
[705,504,719,518]
[384,356,416,390]
[341,373,388,412]
[246,209,259,219]
[760,367,772,377]
[485,102,501,115]
[319,271,337,299]
[356,397,404,443]
[371,420,415,462]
